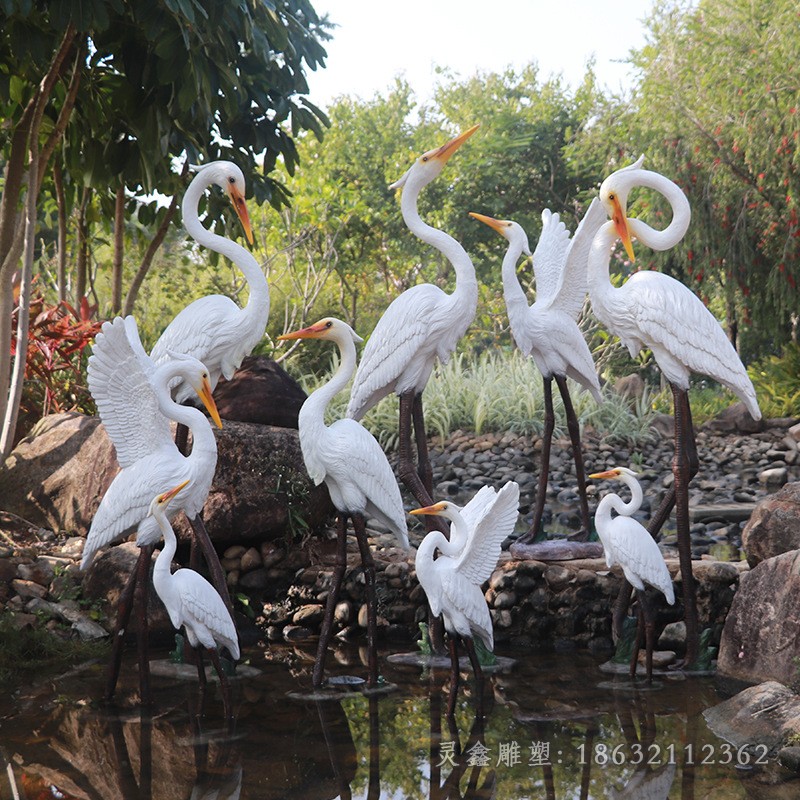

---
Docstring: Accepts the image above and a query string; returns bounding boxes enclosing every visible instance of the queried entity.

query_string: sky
[305,0,656,109]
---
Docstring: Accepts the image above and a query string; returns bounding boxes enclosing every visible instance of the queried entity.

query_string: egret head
[189,161,254,245]
[277,316,364,346]
[410,500,461,521]
[589,466,639,482]
[469,212,531,257]
[166,351,223,429]
[389,125,479,191]
[149,478,191,516]
[599,155,646,263]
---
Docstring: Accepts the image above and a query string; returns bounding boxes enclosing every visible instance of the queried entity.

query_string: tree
[0,0,331,455]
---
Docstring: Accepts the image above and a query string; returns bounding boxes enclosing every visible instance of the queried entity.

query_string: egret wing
[455,481,520,587]
[531,209,570,306]
[548,197,607,320]
[440,570,494,649]
[177,569,240,659]
[88,316,171,469]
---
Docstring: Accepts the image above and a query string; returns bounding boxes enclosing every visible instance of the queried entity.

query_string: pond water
[2,642,799,800]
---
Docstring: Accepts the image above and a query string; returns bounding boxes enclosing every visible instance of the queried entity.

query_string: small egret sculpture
[590,467,675,681]
[591,156,761,667]
[346,126,479,515]
[470,203,606,542]
[411,481,520,716]
[278,317,409,688]
[149,480,240,720]
[84,315,225,701]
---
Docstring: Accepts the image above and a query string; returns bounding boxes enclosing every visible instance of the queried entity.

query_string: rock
[212,356,306,428]
[704,681,800,753]
[292,604,324,626]
[509,540,604,561]
[717,550,800,688]
[741,482,800,566]
[778,746,800,772]
[614,374,645,402]
[240,547,262,572]
[11,579,47,599]
[702,401,764,434]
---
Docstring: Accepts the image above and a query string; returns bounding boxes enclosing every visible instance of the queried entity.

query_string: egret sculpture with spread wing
[590,467,674,681]
[471,203,606,543]
[149,480,240,720]
[84,315,225,702]
[591,156,761,667]
[150,160,269,404]
[278,317,409,688]
[411,481,520,716]
[346,126,479,515]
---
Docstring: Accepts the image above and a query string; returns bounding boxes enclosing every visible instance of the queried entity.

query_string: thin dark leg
[446,636,460,719]
[209,647,234,722]
[188,513,233,618]
[521,376,555,543]
[637,589,656,682]
[195,646,208,718]
[354,513,379,688]
[134,545,154,706]
[629,602,643,679]
[367,695,380,800]
[463,637,484,719]
[313,515,349,687]
[555,374,591,540]
[105,548,146,701]
[672,384,700,667]
[412,392,433,498]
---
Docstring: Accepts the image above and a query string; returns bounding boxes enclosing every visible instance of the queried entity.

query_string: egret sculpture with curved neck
[589,156,760,668]
[150,160,270,404]
[346,127,479,516]
[279,317,408,688]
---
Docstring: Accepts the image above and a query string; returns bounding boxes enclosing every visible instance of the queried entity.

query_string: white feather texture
[150,161,269,403]
[82,316,219,567]
[414,481,520,650]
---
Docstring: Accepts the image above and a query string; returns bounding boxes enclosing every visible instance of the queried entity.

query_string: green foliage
[749,343,800,418]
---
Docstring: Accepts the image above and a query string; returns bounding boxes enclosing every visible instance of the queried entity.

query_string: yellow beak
[589,469,620,480]
[197,376,223,429]
[228,186,254,246]
[278,320,329,341]
[469,211,507,235]
[158,478,191,504]
[410,501,448,517]
[610,195,636,263]
[429,124,479,165]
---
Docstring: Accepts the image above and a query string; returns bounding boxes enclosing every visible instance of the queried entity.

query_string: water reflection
[2,645,799,799]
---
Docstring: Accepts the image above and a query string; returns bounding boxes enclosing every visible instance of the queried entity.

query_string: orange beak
[609,195,635,263]
[158,478,191,504]
[428,124,479,165]
[409,501,448,517]
[197,375,223,429]
[228,185,254,246]
[469,211,508,235]
[589,469,621,480]
[278,320,330,341]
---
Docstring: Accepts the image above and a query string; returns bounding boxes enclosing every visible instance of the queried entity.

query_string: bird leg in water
[446,636,461,719]
[134,551,153,706]
[353,513,379,688]
[521,377,556,543]
[463,637,485,720]
[207,646,234,722]
[105,544,154,702]
[554,375,592,540]
[313,515,349,688]
[671,383,700,668]
[187,514,234,619]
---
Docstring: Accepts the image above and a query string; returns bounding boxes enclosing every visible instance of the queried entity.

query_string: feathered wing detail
[347,285,447,419]
[615,272,760,418]
[87,316,171,469]
[531,209,571,305]
[440,571,495,650]
[548,197,607,319]
[317,419,409,547]
[176,569,240,659]
[455,481,520,587]
[605,516,674,604]
[457,485,499,541]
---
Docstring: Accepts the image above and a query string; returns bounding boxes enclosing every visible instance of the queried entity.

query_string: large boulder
[213,356,306,428]
[0,412,333,545]
[716,549,800,689]
[702,401,764,434]
[741,481,800,567]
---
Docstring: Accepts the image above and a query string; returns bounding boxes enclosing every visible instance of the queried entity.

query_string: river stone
[741,482,800,567]
[716,550,800,688]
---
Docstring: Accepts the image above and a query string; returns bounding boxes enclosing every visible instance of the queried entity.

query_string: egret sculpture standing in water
[278,317,409,689]
[590,467,675,682]
[411,481,519,716]
[590,157,761,667]
[470,204,606,543]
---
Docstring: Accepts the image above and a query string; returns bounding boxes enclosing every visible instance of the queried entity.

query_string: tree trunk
[54,161,68,302]
[75,188,90,304]
[112,184,125,314]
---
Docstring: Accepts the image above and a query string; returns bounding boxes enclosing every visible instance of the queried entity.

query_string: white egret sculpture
[470,203,606,543]
[346,126,479,516]
[150,161,269,404]
[278,317,409,688]
[591,156,761,667]
[590,467,675,681]
[411,481,520,716]
[150,479,240,720]
[84,315,224,701]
